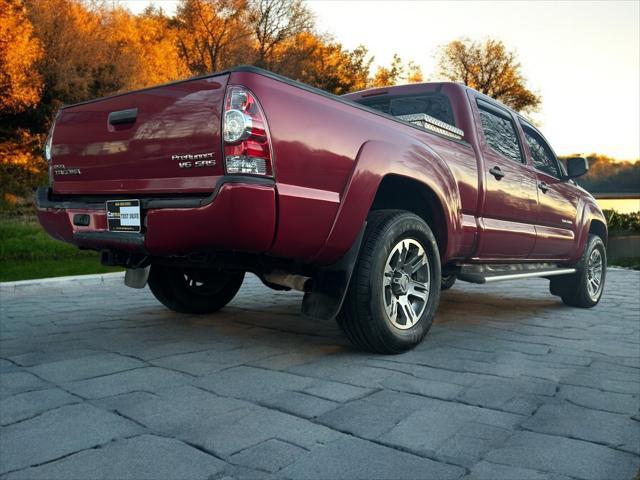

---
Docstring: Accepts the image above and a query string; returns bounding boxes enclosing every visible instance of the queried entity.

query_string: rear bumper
[36,177,277,256]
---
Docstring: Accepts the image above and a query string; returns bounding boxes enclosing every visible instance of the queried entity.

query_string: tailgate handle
[108,108,138,125]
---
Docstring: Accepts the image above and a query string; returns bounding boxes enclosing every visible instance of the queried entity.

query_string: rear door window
[477,100,523,164]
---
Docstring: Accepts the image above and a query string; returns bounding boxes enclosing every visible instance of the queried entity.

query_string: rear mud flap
[302,224,366,321]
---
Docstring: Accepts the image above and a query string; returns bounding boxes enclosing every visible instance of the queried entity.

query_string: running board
[456,263,576,285]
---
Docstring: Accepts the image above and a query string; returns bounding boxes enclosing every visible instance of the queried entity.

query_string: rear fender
[313,139,461,264]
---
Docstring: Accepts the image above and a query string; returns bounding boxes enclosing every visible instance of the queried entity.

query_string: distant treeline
[566,154,640,194]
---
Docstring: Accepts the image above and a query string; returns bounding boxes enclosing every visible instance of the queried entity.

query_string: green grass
[1,215,638,282]
[0,219,121,282]
[0,258,121,282]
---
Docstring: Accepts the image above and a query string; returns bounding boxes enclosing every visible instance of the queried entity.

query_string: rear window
[355,93,456,127]
[477,101,523,164]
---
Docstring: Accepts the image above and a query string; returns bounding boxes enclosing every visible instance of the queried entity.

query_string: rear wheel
[338,210,441,354]
[549,234,606,308]
[148,265,244,314]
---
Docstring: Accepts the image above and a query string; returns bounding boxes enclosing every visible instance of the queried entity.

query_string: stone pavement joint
[1,270,639,479]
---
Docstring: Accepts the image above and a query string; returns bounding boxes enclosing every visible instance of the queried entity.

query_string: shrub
[604,209,640,235]
[0,129,46,212]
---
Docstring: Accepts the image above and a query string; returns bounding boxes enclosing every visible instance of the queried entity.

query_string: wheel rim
[382,238,430,330]
[586,249,604,301]
[181,270,225,296]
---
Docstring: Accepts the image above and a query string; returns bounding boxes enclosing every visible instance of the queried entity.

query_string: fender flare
[571,199,608,264]
[313,138,462,264]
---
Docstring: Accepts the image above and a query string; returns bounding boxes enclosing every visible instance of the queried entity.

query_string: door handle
[489,166,505,180]
[108,108,138,125]
[538,181,550,193]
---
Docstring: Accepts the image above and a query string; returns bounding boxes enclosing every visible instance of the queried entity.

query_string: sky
[122,0,639,160]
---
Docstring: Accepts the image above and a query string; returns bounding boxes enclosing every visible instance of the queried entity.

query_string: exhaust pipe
[263,272,312,292]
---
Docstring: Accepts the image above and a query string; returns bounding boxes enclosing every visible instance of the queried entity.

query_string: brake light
[223,86,273,176]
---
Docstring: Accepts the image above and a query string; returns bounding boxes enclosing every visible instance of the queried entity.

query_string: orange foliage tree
[101,6,189,90]
[437,38,540,113]
[370,54,424,88]
[10,0,425,126]
[248,0,313,69]
[268,32,371,94]
[26,0,188,122]
[0,0,425,207]
[174,0,252,75]
[26,0,111,116]
[0,0,43,115]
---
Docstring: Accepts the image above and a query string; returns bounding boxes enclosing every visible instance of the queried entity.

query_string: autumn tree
[101,6,188,90]
[248,0,313,69]
[0,0,43,115]
[24,0,188,125]
[26,0,115,118]
[370,54,423,87]
[272,32,371,94]
[437,38,540,113]
[405,60,423,83]
[174,0,251,75]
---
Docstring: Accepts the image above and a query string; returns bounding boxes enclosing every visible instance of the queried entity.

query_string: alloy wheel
[586,249,604,301]
[382,239,431,329]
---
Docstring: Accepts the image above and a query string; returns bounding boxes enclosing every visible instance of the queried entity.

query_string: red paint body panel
[145,183,276,255]
[36,183,276,255]
[234,73,478,263]
[39,67,605,269]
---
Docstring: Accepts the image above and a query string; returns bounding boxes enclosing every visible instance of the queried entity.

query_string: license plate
[106,199,141,232]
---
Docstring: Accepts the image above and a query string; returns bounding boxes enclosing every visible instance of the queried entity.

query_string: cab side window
[521,123,561,178]
[477,101,523,164]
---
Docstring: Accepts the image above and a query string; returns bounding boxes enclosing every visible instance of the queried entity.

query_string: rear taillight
[44,113,58,185]
[223,86,273,177]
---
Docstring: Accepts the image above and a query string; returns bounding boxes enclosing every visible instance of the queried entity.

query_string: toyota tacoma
[36,66,608,353]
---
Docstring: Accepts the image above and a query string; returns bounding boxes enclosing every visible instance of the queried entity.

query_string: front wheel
[441,274,457,290]
[148,265,244,314]
[549,234,606,308]
[338,210,441,354]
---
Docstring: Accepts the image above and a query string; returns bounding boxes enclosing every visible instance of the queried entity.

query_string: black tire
[549,234,606,308]
[441,274,457,290]
[148,265,244,314]
[337,210,441,354]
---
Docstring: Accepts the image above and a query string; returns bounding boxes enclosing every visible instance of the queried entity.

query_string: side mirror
[565,157,589,179]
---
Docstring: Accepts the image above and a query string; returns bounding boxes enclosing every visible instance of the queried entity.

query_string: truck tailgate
[50,74,229,196]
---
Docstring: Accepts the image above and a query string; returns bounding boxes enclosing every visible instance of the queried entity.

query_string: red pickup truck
[37,66,607,353]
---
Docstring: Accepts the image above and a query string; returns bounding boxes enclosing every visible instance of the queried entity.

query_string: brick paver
[1,269,639,479]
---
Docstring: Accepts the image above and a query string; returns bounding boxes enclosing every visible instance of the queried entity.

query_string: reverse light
[225,155,267,175]
[44,113,58,185]
[44,132,53,163]
[223,109,251,143]
[223,86,272,177]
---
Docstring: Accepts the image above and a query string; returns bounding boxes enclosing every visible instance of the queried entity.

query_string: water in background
[596,199,640,214]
